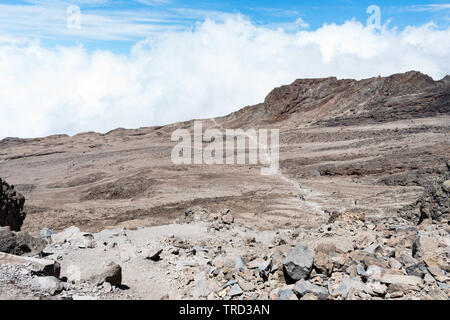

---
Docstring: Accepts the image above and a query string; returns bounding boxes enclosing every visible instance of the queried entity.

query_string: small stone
[190,272,211,298]
[278,287,297,300]
[258,259,272,280]
[314,251,333,275]
[228,284,243,297]
[364,244,383,255]
[103,282,112,293]
[107,242,117,249]
[219,279,237,290]
[412,234,439,260]
[245,236,256,245]
[389,291,404,299]
[144,248,163,261]
[218,288,228,298]
[238,279,256,292]
[442,180,450,193]
[120,252,130,262]
[221,210,234,225]
[300,293,318,300]
[424,273,436,283]
[389,258,402,270]
[329,276,371,298]
[294,279,329,300]
[235,256,247,272]
[248,258,264,269]
[375,273,423,287]
[367,281,387,296]
[72,295,97,300]
[35,276,64,295]
[39,228,53,240]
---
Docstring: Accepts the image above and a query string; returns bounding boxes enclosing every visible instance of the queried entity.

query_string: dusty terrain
[0,71,449,300]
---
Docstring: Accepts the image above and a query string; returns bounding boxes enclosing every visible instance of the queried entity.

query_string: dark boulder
[0,227,46,256]
[0,178,27,231]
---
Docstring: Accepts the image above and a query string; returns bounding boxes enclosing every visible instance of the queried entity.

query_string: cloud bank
[0,16,450,138]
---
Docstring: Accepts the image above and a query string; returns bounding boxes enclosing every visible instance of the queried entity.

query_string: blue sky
[1,0,449,53]
[1,1,450,138]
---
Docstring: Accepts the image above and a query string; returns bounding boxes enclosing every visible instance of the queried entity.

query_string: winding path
[209,118,324,214]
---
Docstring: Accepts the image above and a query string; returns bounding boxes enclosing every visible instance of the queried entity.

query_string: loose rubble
[0,172,449,300]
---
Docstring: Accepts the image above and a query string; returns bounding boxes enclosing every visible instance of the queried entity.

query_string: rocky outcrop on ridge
[221,71,450,128]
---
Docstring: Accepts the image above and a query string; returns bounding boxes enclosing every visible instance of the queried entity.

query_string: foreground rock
[0,198,449,300]
[0,227,46,256]
[294,279,329,300]
[91,263,122,287]
[34,276,65,295]
[283,245,314,282]
[0,252,60,277]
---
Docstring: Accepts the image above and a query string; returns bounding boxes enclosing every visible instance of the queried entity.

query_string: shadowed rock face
[0,178,26,231]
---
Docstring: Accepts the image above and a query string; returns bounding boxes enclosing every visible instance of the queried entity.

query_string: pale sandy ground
[0,115,448,235]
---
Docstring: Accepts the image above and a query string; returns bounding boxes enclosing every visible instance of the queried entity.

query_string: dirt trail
[210,118,324,215]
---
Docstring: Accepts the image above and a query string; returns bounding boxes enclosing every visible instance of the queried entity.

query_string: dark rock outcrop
[0,178,26,231]
[398,160,450,224]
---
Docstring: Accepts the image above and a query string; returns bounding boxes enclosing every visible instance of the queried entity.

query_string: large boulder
[283,244,314,282]
[0,178,26,231]
[51,226,96,249]
[0,227,46,256]
[90,262,122,287]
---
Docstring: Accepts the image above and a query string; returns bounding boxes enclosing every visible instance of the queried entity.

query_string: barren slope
[0,71,449,235]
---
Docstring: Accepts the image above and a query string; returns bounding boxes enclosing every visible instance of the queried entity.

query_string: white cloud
[135,0,171,6]
[295,17,309,29]
[24,0,110,5]
[0,4,186,41]
[0,16,450,139]
[407,4,450,12]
